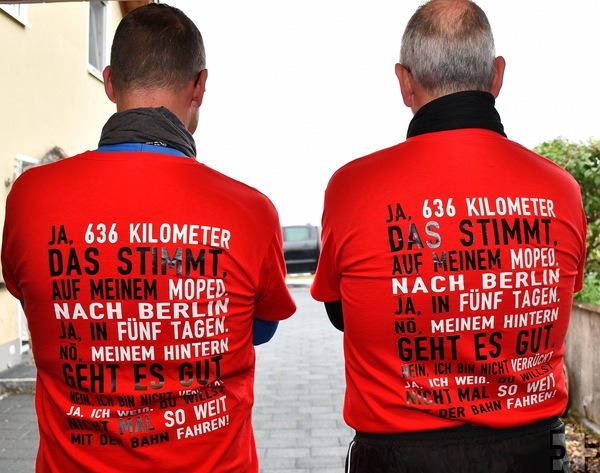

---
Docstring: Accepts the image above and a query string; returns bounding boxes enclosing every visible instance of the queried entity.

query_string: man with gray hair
[2,4,295,472]
[311,1,584,471]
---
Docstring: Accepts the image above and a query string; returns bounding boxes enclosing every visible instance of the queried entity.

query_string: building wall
[0,2,123,371]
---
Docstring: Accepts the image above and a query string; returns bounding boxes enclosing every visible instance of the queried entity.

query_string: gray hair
[400,0,496,96]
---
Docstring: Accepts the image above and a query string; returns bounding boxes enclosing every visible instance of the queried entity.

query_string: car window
[283,226,310,242]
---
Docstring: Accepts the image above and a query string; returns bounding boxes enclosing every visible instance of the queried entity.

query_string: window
[1,3,29,26]
[5,154,38,188]
[5,153,37,348]
[283,226,311,243]
[88,1,108,79]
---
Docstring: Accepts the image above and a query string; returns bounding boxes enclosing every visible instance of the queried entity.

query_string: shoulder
[504,139,582,190]
[327,142,406,186]
[204,164,277,208]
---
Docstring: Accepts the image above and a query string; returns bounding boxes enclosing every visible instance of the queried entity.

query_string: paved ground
[0,282,354,473]
[254,284,351,473]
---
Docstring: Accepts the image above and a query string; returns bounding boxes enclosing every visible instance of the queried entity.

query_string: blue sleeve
[253,318,279,345]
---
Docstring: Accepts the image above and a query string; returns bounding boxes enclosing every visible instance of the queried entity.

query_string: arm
[253,318,279,345]
[252,219,296,346]
[324,301,344,332]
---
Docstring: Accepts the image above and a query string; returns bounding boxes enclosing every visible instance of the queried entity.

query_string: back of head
[400,0,495,96]
[109,3,206,93]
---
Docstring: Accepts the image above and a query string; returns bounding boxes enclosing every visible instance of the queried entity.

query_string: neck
[99,107,197,158]
[115,87,195,131]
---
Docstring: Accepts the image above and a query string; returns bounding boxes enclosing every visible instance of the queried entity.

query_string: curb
[0,377,36,394]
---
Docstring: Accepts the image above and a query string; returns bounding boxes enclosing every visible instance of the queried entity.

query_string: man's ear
[395,63,415,108]
[102,66,117,104]
[192,69,208,108]
[489,56,505,98]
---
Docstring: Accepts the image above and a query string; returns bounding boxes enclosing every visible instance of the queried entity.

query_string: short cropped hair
[109,3,206,92]
[400,0,495,96]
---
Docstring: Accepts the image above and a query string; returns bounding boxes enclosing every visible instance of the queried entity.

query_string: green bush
[577,272,600,304]
[534,138,600,303]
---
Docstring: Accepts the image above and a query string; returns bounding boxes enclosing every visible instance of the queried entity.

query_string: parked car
[282,224,321,274]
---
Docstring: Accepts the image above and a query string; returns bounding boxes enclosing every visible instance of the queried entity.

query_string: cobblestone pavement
[254,285,352,472]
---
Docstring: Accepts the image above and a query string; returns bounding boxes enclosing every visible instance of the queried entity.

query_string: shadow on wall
[40,146,68,165]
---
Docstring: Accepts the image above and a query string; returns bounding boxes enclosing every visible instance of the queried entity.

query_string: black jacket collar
[406,90,506,139]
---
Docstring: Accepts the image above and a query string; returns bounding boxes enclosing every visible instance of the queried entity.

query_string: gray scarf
[98,107,196,157]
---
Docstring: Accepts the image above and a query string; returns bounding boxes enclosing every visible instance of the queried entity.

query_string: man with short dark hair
[2,4,295,472]
[311,1,585,471]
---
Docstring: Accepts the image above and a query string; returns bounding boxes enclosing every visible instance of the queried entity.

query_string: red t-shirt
[2,150,296,472]
[311,129,586,433]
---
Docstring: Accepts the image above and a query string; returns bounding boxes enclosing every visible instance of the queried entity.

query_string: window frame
[6,154,39,187]
[0,3,30,27]
[87,0,109,81]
